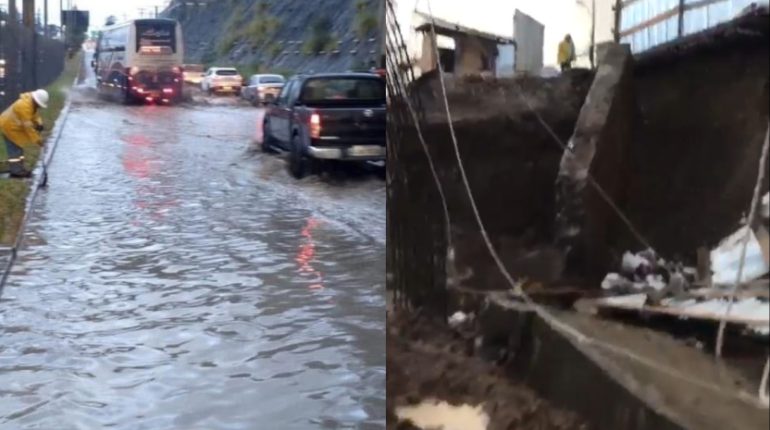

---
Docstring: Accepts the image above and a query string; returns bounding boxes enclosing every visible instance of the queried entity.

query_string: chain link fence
[0,8,66,111]
[385,0,449,316]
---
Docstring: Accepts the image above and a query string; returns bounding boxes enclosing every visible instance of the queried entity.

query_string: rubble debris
[711,225,770,285]
[395,400,489,430]
[387,313,588,430]
[448,311,473,328]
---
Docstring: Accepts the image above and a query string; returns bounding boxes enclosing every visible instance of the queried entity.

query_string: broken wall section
[396,72,593,293]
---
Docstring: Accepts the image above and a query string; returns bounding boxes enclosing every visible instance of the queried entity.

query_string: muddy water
[0,82,385,429]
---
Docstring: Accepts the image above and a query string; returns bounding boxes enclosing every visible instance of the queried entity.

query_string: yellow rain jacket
[0,92,44,146]
[557,40,574,65]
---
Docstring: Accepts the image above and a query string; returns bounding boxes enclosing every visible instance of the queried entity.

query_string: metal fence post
[678,0,685,37]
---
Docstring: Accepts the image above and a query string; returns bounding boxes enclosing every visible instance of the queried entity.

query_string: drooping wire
[414,0,767,406]
[715,123,769,358]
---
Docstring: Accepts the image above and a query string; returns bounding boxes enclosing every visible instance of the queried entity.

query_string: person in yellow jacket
[557,34,576,72]
[0,89,49,178]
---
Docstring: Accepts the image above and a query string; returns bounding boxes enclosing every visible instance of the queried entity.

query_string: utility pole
[22,0,34,28]
[155,6,159,18]
[44,0,49,37]
[9,0,17,22]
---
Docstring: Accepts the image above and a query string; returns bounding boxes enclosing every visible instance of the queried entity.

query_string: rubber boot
[8,157,31,178]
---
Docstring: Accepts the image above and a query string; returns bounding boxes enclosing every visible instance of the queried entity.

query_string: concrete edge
[0,54,82,294]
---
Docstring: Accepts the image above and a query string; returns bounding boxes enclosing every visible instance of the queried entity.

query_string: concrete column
[554,42,635,282]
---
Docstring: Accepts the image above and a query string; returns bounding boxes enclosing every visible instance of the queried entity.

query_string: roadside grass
[0,52,81,246]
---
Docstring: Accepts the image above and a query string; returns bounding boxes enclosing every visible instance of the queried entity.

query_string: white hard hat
[32,89,49,108]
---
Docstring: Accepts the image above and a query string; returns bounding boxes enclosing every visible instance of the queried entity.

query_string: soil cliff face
[164,0,384,73]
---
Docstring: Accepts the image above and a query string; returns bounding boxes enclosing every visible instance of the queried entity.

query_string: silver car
[241,74,286,106]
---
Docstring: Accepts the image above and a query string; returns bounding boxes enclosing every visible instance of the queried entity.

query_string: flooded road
[0,78,385,429]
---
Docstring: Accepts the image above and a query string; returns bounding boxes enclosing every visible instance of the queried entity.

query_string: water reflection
[296,217,324,291]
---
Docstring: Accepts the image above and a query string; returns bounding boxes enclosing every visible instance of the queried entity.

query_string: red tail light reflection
[296,217,323,290]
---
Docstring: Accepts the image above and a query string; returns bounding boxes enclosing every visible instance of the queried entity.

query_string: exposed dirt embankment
[623,13,770,259]
[396,71,593,290]
[164,0,382,73]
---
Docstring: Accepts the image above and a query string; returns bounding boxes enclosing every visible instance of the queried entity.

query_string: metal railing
[0,7,65,110]
[614,0,764,52]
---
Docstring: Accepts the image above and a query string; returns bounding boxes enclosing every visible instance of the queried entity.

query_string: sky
[394,0,615,68]
[2,0,171,29]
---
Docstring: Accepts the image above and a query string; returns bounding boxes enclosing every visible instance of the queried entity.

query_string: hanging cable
[414,0,767,407]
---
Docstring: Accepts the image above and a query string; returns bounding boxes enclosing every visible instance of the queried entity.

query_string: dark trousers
[3,134,28,177]
[560,62,572,72]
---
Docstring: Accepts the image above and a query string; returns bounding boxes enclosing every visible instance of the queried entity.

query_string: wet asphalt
[0,70,385,429]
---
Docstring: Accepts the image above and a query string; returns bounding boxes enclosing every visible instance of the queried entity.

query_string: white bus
[93,19,184,104]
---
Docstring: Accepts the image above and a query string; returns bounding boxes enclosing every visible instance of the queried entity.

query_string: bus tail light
[309,113,322,139]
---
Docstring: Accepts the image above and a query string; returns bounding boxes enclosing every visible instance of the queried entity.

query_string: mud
[623,31,770,259]
[386,312,588,430]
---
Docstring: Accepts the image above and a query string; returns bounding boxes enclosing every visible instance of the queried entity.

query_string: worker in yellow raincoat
[558,34,576,72]
[0,89,49,178]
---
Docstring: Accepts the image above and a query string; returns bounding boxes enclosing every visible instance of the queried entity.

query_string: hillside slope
[164,0,384,74]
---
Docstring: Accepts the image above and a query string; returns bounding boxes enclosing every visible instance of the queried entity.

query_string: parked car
[242,74,286,106]
[201,67,243,95]
[262,73,386,178]
[183,64,206,85]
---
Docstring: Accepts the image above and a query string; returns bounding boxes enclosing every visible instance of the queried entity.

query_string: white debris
[710,225,769,285]
[661,297,770,325]
[600,293,648,309]
[448,311,472,328]
[621,251,649,274]
[645,274,667,291]
[601,273,625,290]
[396,400,489,430]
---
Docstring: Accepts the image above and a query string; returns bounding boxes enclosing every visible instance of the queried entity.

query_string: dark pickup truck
[262,73,386,178]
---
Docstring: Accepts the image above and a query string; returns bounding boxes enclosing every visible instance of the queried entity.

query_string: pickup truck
[262,73,386,178]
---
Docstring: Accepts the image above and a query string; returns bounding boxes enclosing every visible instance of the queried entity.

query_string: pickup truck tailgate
[315,107,386,143]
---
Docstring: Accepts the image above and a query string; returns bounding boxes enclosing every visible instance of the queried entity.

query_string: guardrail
[614,0,763,52]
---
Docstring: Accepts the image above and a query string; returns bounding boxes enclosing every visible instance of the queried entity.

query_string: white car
[201,67,243,95]
[241,74,286,106]
[183,64,206,85]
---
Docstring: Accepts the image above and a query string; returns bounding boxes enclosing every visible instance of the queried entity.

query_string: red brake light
[310,113,321,139]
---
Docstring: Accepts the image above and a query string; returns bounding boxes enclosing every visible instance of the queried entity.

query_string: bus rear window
[136,21,176,53]
[301,78,384,103]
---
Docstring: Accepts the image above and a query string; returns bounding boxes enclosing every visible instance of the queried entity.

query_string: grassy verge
[0,52,81,246]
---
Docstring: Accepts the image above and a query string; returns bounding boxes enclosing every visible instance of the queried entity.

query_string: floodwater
[0,70,386,429]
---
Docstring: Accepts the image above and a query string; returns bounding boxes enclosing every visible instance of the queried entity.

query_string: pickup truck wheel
[261,120,276,153]
[288,134,308,179]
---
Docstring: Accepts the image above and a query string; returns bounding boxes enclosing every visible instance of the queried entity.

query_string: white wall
[392,0,615,70]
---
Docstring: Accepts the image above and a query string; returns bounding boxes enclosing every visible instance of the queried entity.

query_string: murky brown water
[0,80,385,429]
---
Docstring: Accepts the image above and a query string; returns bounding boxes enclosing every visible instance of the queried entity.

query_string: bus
[93,19,184,104]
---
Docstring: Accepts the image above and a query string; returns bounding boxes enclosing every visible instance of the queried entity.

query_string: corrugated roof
[414,12,514,44]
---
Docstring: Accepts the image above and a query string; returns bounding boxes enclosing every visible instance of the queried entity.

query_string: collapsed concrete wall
[555,43,636,282]
[392,72,593,293]
[388,10,769,299]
